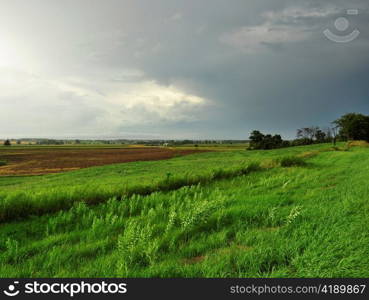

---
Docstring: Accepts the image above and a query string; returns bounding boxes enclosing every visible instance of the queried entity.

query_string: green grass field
[1,143,368,277]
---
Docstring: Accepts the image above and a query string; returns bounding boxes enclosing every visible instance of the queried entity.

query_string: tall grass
[1,144,339,223]
[0,162,263,223]
[1,143,347,223]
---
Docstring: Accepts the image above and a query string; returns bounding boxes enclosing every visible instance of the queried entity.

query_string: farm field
[0,146,202,176]
[0,142,368,277]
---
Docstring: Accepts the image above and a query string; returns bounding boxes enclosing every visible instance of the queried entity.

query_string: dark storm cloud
[1,0,368,138]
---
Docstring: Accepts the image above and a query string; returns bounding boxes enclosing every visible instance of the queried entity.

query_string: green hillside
[1,143,368,277]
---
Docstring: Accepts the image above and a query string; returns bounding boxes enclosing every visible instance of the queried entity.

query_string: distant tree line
[293,126,337,146]
[3,113,368,148]
[2,138,248,147]
[142,140,248,146]
[249,112,369,150]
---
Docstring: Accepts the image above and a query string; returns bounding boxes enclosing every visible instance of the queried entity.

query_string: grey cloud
[0,0,368,139]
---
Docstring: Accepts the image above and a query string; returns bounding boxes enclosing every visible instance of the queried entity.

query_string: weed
[285,206,303,225]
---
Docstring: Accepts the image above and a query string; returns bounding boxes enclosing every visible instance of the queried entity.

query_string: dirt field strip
[0,147,204,176]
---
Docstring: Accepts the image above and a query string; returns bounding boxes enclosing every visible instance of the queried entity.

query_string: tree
[4,139,11,146]
[295,126,332,144]
[296,127,319,141]
[249,131,286,150]
[249,130,264,144]
[315,129,327,143]
[333,113,369,141]
[330,126,339,146]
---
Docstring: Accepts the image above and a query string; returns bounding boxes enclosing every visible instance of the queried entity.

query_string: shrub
[239,162,262,174]
[277,156,307,167]
[0,161,7,166]
[291,138,314,146]
[281,140,291,148]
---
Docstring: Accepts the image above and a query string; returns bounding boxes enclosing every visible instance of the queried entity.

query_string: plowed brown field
[0,147,203,176]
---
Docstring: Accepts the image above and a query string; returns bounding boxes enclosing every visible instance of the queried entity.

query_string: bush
[291,138,314,146]
[0,161,7,166]
[277,156,307,167]
[281,140,291,148]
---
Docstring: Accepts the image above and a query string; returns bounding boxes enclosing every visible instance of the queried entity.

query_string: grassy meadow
[0,142,369,277]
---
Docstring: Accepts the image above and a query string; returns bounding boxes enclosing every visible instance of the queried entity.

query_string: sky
[1,0,368,140]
